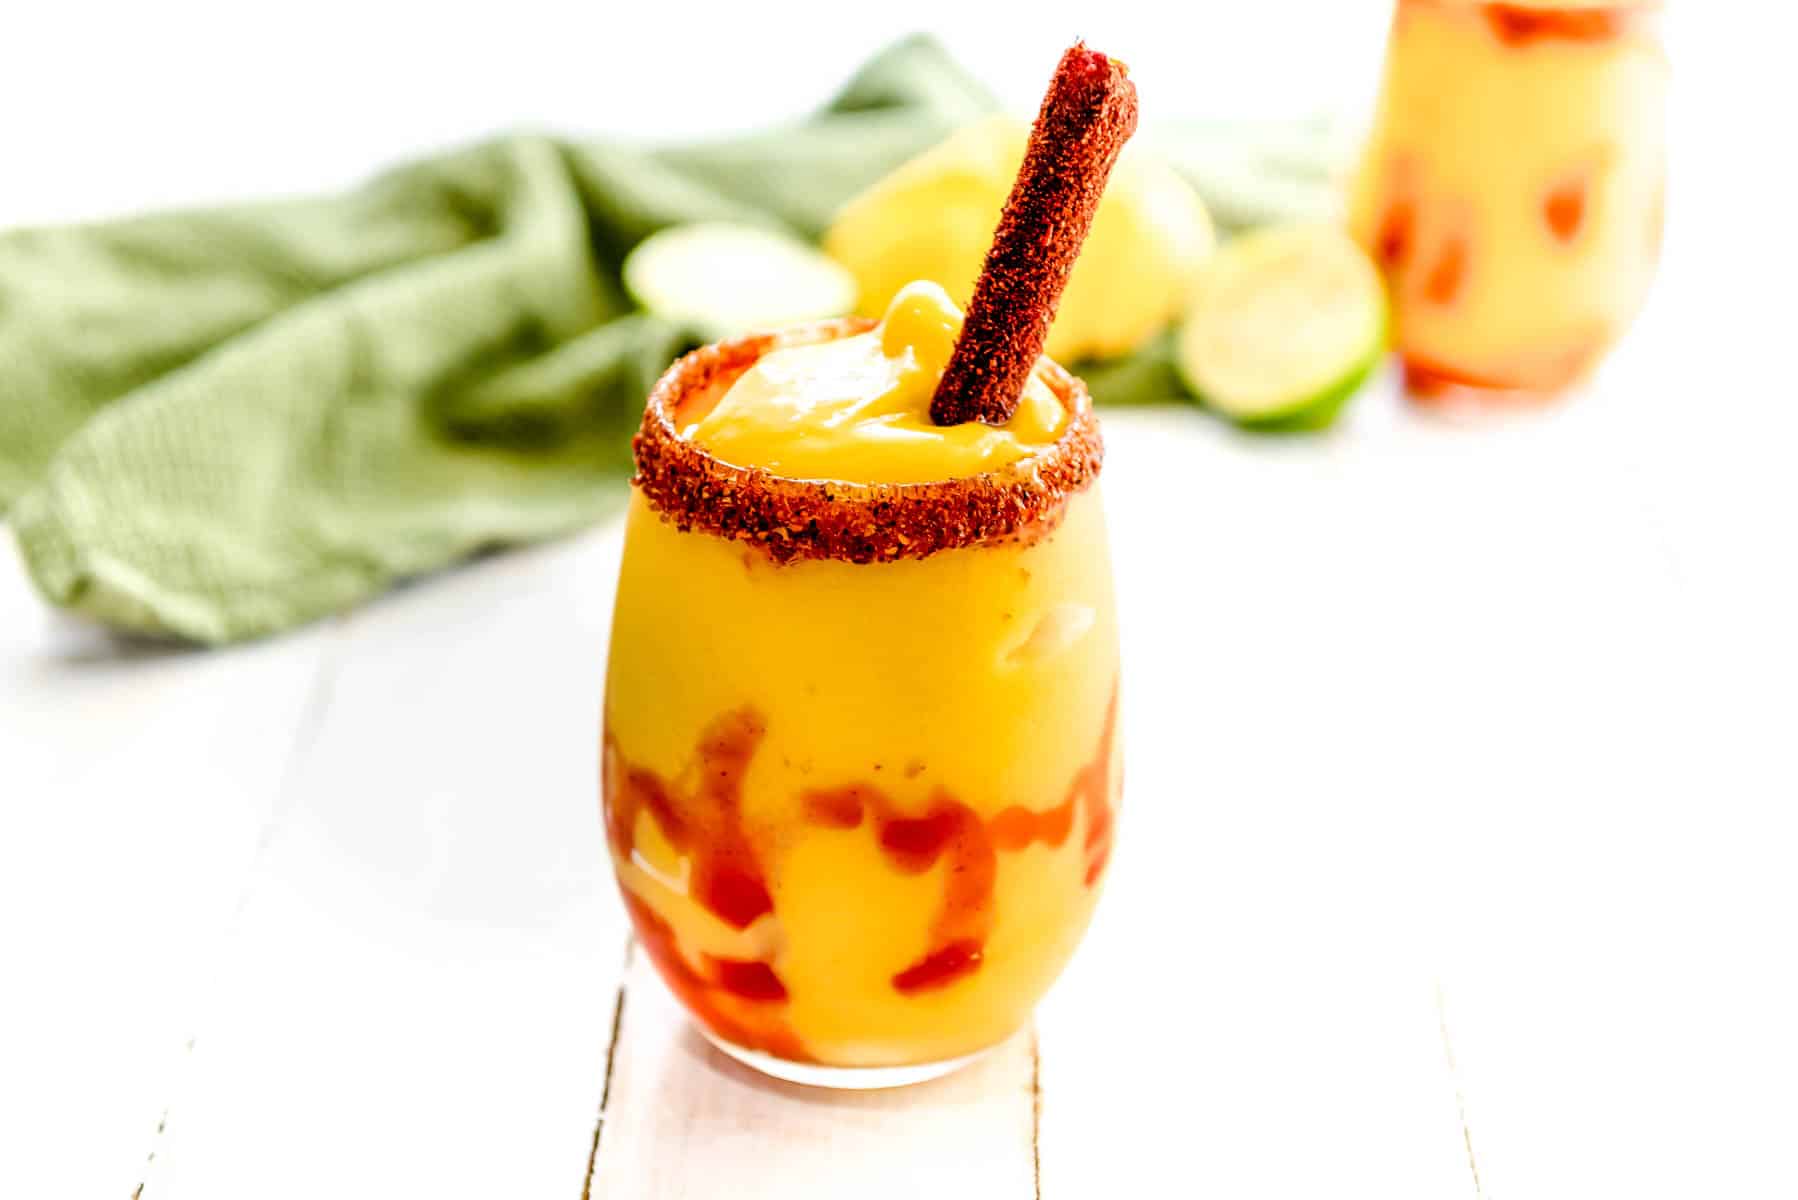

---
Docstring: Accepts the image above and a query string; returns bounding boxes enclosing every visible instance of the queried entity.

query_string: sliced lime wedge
[623,222,857,338]
[1176,223,1386,430]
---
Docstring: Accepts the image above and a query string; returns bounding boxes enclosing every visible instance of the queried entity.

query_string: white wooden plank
[1421,373,1798,1200]
[1036,387,1703,1197]
[1035,410,1480,1197]
[135,527,633,1200]
[1397,175,1798,1198]
[1437,912,1798,1200]
[1037,909,1472,1200]
[589,947,1036,1200]
[0,533,335,1200]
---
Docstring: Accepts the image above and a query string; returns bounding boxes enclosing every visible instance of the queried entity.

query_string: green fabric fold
[0,35,1333,644]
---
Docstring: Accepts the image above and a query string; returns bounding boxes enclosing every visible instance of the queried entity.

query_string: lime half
[1176,223,1385,430]
[623,222,857,338]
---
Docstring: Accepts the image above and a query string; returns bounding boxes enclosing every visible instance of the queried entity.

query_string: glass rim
[631,317,1104,566]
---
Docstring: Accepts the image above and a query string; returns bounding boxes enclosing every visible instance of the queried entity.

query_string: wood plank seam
[129,1101,172,1199]
[581,935,636,1200]
[1435,983,1485,1199]
[1031,1028,1043,1200]
[234,619,352,917]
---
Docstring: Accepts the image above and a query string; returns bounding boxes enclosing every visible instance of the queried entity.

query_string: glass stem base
[700,1029,998,1090]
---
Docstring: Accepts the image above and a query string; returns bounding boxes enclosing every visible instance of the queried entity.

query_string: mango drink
[603,283,1120,1082]
[1350,0,1667,397]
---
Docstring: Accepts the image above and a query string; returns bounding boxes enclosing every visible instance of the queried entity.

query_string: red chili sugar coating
[633,319,1103,566]
[929,44,1139,427]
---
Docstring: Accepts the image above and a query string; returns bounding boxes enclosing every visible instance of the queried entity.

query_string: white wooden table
[4,6,1794,1198]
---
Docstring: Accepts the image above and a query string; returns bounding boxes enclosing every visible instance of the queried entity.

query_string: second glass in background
[1351,0,1668,401]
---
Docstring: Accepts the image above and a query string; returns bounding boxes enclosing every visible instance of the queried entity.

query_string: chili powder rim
[631,318,1104,565]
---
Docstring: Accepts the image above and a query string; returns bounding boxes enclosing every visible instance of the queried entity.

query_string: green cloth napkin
[0,35,1335,644]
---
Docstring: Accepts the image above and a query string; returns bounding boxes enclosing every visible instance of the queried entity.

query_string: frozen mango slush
[604,282,1119,1077]
[1351,0,1667,396]
[604,43,1136,1085]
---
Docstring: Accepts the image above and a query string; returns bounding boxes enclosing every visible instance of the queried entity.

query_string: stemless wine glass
[1350,0,1668,400]
[601,318,1121,1088]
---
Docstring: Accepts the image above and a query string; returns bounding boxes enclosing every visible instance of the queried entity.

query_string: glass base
[701,1029,996,1090]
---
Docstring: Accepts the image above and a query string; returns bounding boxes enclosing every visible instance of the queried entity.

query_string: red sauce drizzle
[688,712,774,928]
[802,787,866,829]
[1483,4,1641,47]
[1404,356,1507,399]
[1375,198,1415,270]
[1423,235,1468,306]
[605,711,772,929]
[988,791,1077,851]
[1071,688,1121,886]
[892,940,985,993]
[710,957,790,1002]
[1401,335,1605,399]
[987,685,1119,882]
[1369,157,1419,275]
[605,710,806,1060]
[1544,175,1587,242]
[800,783,996,995]
[620,891,811,1062]
[800,686,1121,993]
[607,680,1122,1025]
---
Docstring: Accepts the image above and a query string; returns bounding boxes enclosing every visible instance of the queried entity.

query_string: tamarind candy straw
[929,43,1139,427]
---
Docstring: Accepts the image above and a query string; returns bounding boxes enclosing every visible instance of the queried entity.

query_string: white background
[4,4,1797,1198]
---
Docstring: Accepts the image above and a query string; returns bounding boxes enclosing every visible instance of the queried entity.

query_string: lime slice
[1176,223,1385,430]
[623,222,857,338]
